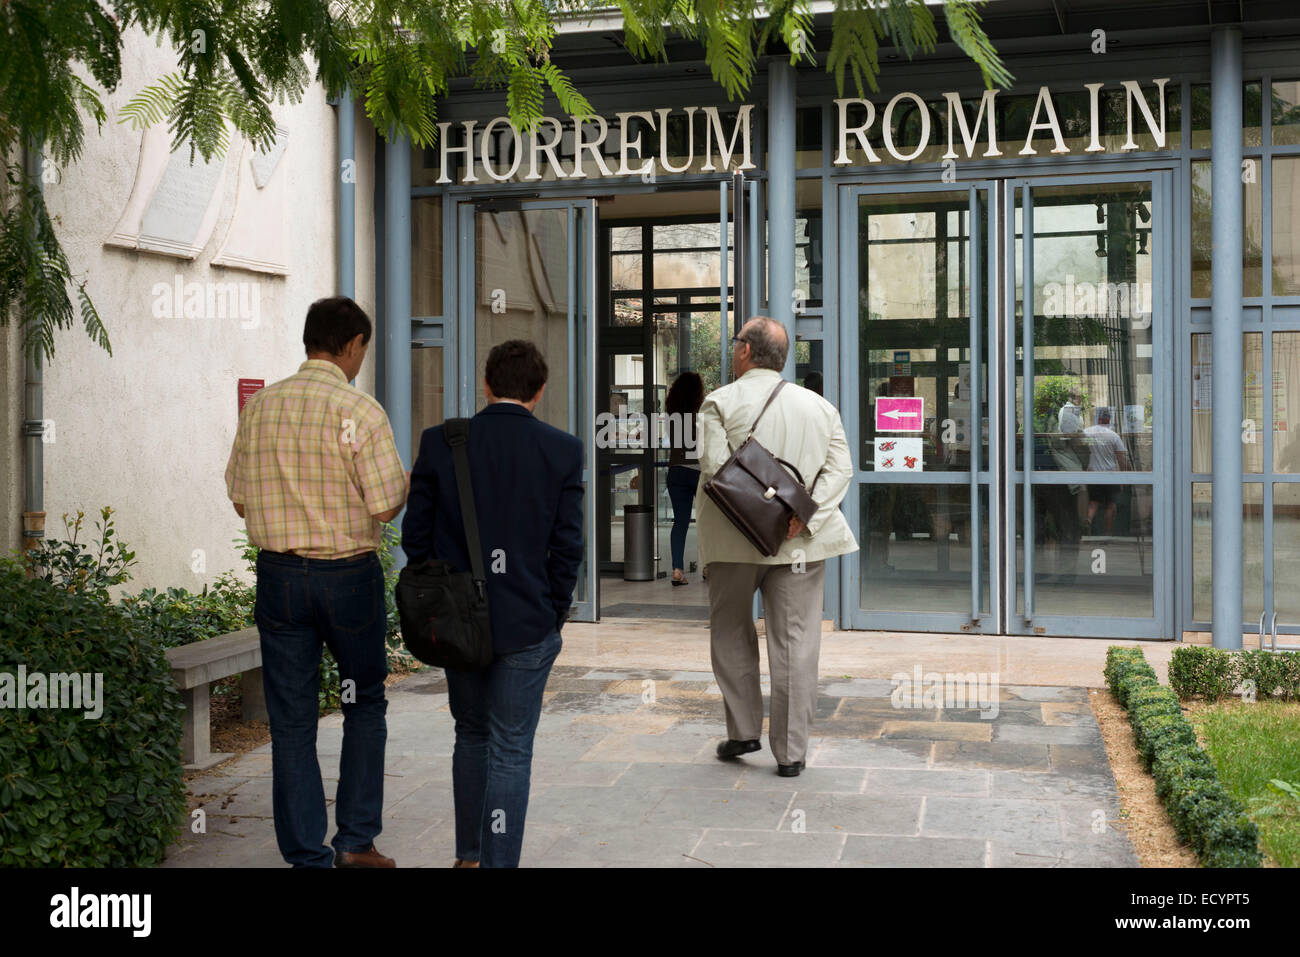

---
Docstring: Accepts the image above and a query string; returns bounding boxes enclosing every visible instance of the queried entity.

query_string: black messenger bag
[701,379,820,558]
[396,418,493,670]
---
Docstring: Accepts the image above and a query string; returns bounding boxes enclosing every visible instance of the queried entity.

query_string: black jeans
[254,550,388,867]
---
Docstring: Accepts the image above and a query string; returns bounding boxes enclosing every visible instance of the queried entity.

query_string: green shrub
[120,573,254,650]
[1107,645,1263,868]
[1236,649,1300,701]
[0,566,186,866]
[1169,645,1237,700]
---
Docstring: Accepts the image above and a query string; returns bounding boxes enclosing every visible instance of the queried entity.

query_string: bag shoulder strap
[443,418,486,596]
[747,378,787,437]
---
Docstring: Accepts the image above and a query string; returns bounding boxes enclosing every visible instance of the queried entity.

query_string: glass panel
[857,190,987,472]
[1192,483,1264,623]
[796,179,824,310]
[1274,333,1300,472]
[796,105,823,169]
[1190,333,1263,473]
[1275,484,1300,623]
[796,338,824,395]
[859,484,989,613]
[1189,82,1263,148]
[474,206,570,429]
[1190,160,1264,298]
[1270,78,1300,146]
[1273,158,1300,295]
[412,197,443,316]
[1016,483,1155,618]
[410,346,444,453]
[1019,182,1155,473]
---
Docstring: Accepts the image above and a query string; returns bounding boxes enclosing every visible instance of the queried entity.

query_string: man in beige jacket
[696,316,857,777]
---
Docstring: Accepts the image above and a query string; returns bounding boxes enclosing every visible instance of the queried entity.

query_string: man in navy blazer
[402,339,583,868]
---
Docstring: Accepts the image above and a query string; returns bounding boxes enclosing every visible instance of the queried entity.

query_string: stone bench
[165,627,267,770]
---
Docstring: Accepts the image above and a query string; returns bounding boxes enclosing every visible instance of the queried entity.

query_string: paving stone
[837,698,940,719]
[1056,798,1130,844]
[811,738,933,769]
[922,797,1064,843]
[1006,686,1089,702]
[544,677,617,693]
[580,732,717,764]
[532,728,611,761]
[864,768,990,797]
[881,720,992,742]
[522,784,665,829]
[994,724,1100,746]
[1049,743,1114,777]
[690,830,846,867]
[542,691,646,715]
[531,759,630,786]
[669,671,717,682]
[819,679,898,698]
[989,839,1138,868]
[580,669,677,681]
[383,782,457,821]
[933,741,1052,771]
[613,761,745,790]
[386,690,450,712]
[991,769,1117,801]
[644,788,794,830]
[816,716,889,738]
[839,835,987,867]
[532,825,706,867]
[940,707,1042,725]
[737,766,867,793]
[787,794,922,836]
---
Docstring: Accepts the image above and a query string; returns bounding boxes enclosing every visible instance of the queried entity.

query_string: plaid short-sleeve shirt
[225,360,407,558]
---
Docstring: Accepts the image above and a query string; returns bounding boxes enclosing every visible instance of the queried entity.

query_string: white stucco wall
[32,26,377,592]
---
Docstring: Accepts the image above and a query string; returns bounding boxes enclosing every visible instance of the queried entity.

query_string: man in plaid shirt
[226,296,408,868]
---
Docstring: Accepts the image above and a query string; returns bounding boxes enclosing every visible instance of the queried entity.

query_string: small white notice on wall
[875,437,923,472]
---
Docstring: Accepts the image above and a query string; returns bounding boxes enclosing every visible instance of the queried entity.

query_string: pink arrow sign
[876,396,924,432]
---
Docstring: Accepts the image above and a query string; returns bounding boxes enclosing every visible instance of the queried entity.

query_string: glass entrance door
[841,173,1171,638]
[458,198,598,621]
[1008,176,1171,638]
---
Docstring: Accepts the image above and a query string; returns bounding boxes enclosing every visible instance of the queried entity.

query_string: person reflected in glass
[666,371,704,585]
[1058,388,1084,434]
[1085,406,1130,536]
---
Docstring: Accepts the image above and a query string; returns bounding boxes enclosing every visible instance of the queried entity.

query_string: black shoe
[776,762,804,777]
[716,738,761,760]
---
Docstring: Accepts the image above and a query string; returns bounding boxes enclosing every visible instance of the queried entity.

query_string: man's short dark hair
[304,297,372,355]
[485,340,548,401]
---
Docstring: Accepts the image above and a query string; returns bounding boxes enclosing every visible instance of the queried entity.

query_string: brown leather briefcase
[701,380,819,557]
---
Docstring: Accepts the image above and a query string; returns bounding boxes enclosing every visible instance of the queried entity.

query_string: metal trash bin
[623,505,654,581]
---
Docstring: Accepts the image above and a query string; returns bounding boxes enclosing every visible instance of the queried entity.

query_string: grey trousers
[706,560,826,766]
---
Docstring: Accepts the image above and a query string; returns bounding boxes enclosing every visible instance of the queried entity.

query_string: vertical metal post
[22,144,45,555]
[969,186,982,625]
[1211,27,1244,649]
[384,132,413,469]
[1022,187,1035,620]
[733,168,747,331]
[337,88,356,299]
[720,179,730,384]
[767,59,796,377]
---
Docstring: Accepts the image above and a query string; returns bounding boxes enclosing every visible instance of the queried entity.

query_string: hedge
[0,566,187,866]
[1104,646,1262,868]
[1169,645,1300,701]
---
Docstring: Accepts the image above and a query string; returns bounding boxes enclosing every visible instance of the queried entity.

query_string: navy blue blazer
[401,402,585,654]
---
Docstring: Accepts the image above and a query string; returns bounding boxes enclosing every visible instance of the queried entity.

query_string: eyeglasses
[730,335,749,347]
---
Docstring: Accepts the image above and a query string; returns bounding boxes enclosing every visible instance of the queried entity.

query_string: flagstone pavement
[163,664,1138,868]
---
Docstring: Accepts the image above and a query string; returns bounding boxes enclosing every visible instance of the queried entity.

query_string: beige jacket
[695,367,858,566]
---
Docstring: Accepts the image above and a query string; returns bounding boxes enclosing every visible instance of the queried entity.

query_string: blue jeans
[254,550,389,868]
[445,630,562,868]
[666,466,700,571]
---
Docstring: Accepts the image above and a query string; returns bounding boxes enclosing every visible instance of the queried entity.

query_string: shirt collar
[478,401,534,418]
[740,367,782,381]
[299,359,348,383]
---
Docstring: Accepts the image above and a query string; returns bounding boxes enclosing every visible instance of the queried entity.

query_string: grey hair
[742,316,788,371]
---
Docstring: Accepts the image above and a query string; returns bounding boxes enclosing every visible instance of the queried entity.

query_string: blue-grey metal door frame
[1004,171,1173,639]
[456,197,600,622]
[838,180,997,634]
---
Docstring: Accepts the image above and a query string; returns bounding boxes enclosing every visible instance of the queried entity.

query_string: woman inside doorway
[665,371,704,585]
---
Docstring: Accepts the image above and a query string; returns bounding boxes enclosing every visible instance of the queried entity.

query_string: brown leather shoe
[452,859,480,868]
[334,844,396,868]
